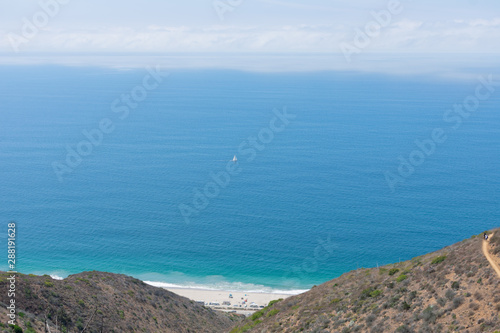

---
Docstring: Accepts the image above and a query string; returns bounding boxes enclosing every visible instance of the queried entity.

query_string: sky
[0,0,499,71]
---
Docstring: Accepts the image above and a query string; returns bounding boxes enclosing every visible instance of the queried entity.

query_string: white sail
[232,155,238,162]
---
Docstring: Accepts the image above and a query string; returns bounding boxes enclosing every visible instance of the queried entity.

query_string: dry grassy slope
[491,232,500,257]
[231,228,500,333]
[0,271,241,333]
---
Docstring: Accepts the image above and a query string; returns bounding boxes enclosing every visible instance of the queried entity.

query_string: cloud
[1,17,500,54]
[340,17,500,53]
[0,25,340,53]
[468,18,500,27]
[254,0,340,12]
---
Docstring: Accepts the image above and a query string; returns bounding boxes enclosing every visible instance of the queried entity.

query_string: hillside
[230,229,500,333]
[0,271,241,333]
[1,229,498,333]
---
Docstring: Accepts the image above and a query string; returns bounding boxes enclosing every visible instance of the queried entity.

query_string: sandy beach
[164,288,296,315]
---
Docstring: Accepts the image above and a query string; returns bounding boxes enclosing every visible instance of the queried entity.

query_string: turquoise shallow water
[0,66,499,292]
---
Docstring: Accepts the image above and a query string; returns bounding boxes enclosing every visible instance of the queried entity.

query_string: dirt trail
[482,233,500,278]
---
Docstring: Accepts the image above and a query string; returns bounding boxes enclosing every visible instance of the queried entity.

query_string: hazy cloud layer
[1,0,499,72]
[2,19,500,53]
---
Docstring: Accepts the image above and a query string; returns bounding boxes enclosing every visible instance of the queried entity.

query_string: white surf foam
[143,280,308,295]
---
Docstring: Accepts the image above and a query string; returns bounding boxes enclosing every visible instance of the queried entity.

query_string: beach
[162,288,295,315]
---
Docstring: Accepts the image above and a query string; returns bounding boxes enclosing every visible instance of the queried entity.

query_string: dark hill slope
[0,271,240,333]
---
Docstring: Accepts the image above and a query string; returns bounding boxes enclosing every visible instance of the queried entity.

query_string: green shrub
[76,319,84,331]
[388,295,401,308]
[268,299,283,307]
[230,319,262,333]
[76,278,90,284]
[388,268,400,276]
[240,323,254,332]
[431,256,446,264]
[266,309,280,317]
[445,289,456,300]
[421,306,437,324]
[452,297,463,309]
[437,297,446,307]
[251,311,264,321]
[18,312,25,318]
[24,321,35,333]
[330,298,342,304]
[44,280,54,287]
[396,325,412,333]
[9,325,23,333]
[396,274,407,282]
[361,287,382,299]
[401,302,411,311]
[366,314,377,327]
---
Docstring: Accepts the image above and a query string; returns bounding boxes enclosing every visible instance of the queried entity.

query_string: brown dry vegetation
[490,233,500,256]
[231,228,500,333]
[0,271,241,333]
[0,229,499,333]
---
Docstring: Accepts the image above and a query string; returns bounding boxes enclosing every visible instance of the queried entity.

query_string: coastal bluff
[231,229,500,333]
[1,228,499,333]
[0,271,241,332]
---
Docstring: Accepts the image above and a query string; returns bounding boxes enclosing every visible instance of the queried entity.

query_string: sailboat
[232,155,238,163]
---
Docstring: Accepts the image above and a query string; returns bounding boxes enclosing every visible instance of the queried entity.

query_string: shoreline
[51,274,307,314]
[160,287,297,315]
[47,274,310,294]
[143,280,309,295]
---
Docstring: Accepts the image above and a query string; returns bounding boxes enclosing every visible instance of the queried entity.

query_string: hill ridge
[0,270,241,333]
[230,228,500,333]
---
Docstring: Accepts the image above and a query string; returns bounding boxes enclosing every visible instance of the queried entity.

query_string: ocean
[0,65,499,293]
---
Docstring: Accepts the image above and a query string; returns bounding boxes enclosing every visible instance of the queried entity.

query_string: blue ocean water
[0,65,499,292]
